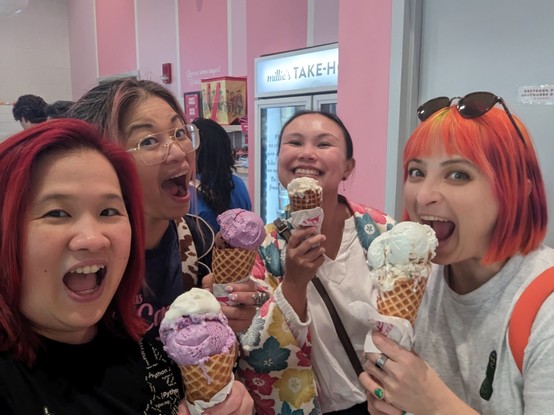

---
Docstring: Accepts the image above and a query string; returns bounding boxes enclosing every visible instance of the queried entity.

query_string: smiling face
[403,144,499,266]
[22,149,131,344]
[122,95,194,225]
[277,113,354,197]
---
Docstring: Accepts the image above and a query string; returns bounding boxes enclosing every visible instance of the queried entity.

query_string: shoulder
[347,199,395,226]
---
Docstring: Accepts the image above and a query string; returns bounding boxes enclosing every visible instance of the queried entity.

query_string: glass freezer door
[313,92,338,114]
[255,96,311,224]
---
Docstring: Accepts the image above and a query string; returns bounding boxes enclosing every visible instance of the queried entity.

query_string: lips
[294,167,321,176]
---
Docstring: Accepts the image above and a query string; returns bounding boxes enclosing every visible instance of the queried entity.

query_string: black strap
[273,218,364,377]
[312,277,364,376]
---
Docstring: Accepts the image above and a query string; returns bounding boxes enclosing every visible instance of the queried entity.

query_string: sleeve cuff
[274,284,311,345]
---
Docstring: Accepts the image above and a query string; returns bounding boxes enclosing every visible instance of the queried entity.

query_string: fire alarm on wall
[161,63,172,84]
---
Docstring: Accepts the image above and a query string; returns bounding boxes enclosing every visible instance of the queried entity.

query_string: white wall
[418,0,554,246]
[0,105,21,141]
[0,0,71,103]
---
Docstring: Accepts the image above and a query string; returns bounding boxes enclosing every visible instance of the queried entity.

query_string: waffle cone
[289,189,322,211]
[181,343,237,403]
[213,246,256,284]
[377,276,427,325]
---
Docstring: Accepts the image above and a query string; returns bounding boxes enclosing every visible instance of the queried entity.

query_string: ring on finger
[252,291,270,306]
[375,353,389,370]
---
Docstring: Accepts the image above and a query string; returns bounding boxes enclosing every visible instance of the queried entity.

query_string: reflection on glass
[320,102,337,114]
[260,105,306,223]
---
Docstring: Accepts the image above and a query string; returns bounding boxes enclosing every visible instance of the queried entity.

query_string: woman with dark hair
[191,117,252,233]
[69,78,261,337]
[237,110,395,414]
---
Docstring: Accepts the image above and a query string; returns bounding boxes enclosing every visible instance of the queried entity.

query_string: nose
[69,217,110,252]
[165,138,188,163]
[298,143,317,160]
[415,178,442,206]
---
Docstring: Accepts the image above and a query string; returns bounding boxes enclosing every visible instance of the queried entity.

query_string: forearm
[281,276,309,321]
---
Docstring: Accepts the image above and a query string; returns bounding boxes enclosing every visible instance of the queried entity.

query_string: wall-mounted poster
[184,91,202,120]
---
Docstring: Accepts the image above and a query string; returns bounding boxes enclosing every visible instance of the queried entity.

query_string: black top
[0,329,183,414]
[139,217,213,341]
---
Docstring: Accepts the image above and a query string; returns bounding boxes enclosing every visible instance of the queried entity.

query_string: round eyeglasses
[128,124,200,165]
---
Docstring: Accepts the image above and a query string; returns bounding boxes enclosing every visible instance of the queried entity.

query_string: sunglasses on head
[417,91,526,146]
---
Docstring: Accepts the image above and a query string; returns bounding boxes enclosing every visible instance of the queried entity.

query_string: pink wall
[179,0,229,93]
[68,0,98,99]
[338,0,392,211]
[136,0,179,97]
[313,0,339,45]
[95,0,136,77]
[245,0,309,196]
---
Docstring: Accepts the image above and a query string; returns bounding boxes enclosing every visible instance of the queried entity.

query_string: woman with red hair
[0,119,252,414]
[361,92,553,415]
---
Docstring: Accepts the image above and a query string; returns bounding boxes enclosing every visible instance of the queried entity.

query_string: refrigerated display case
[254,43,338,223]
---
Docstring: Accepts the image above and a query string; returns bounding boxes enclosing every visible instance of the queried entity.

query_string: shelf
[222,125,242,133]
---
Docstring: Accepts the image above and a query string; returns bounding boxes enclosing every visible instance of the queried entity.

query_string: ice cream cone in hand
[367,221,438,325]
[212,209,266,284]
[287,177,323,211]
[160,288,237,406]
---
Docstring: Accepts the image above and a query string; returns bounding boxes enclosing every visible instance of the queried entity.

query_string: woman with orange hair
[361,92,553,415]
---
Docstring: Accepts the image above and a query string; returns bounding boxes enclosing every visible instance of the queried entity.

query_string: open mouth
[162,174,188,197]
[421,218,455,242]
[63,265,106,295]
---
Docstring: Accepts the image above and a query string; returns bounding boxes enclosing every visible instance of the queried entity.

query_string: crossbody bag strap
[273,218,364,376]
[311,277,364,376]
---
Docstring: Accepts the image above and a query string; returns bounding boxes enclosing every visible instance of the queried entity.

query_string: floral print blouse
[238,198,394,414]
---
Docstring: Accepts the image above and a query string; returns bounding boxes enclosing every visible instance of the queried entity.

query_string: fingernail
[374,388,384,400]
[228,293,238,301]
[225,285,234,293]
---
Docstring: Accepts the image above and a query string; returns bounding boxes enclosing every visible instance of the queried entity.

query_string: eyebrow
[409,157,475,168]
[127,114,181,136]
[35,193,125,205]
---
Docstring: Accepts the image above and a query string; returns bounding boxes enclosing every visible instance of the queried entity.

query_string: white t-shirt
[414,245,554,414]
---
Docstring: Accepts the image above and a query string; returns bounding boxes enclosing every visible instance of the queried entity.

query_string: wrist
[281,277,309,321]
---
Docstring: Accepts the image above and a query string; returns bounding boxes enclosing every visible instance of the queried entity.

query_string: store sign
[517,85,554,105]
[255,44,338,97]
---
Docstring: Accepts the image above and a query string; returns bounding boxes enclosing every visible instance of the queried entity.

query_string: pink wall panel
[135,0,179,97]
[338,0,392,211]
[179,0,229,93]
[313,0,339,45]
[245,0,309,195]
[68,1,98,99]
[95,0,137,77]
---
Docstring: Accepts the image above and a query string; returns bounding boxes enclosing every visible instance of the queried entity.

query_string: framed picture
[183,91,202,121]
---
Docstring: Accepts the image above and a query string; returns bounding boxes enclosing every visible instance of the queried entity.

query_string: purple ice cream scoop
[160,314,235,366]
[216,208,266,250]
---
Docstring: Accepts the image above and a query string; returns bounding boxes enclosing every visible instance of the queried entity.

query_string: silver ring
[252,291,270,306]
[375,353,389,370]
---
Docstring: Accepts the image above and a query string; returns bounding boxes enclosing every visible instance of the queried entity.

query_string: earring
[341,177,347,192]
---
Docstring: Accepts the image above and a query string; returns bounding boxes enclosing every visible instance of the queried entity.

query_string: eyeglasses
[417,91,526,146]
[128,124,200,165]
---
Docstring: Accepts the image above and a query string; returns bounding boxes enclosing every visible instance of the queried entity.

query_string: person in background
[237,110,395,414]
[0,118,252,414]
[190,117,252,233]
[45,100,75,119]
[69,78,259,337]
[12,94,47,129]
[360,92,554,415]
